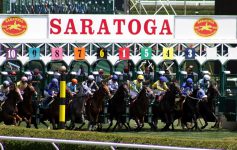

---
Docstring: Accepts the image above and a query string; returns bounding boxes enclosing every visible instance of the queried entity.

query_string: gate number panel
[141,47,152,60]
[29,48,40,60]
[119,47,130,60]
[51,48,63,60]
[74,47,85,60]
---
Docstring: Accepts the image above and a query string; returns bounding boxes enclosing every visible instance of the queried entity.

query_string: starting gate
[0,15,237,122]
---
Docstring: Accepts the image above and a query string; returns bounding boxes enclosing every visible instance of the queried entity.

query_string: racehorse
[129,86,154,131]
[151,82,181,131]
[39,90,73,129]
[67,86,87,130]
[181,86,219,130]
[86,81,111,131]
[106,82,129,132]
[0,83,23,125]
[17,82,37,128]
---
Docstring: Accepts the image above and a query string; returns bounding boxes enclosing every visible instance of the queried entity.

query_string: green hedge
[0,126,237,150]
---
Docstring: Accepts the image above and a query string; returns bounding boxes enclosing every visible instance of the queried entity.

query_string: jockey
[67,78,78,95]
[44,78,59,98]
[108,75,119,94]
[181,78,194,96]
[129,74,144,99]
[42,78,59,107]
[82,75,99,96]
[96,69,104,83]
[186,65,198,82]
[6,71,17,83]
[122,66,131,81]
[198,74,211,92]
[17,76,28,94]
[24,71,33,81]
[32,68,43,82]
[152,76,169,101]
[0,81,10,102]
[59,66,67,75]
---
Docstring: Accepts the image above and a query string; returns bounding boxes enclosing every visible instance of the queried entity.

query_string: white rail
[140,0,214,6]
[0,136,222,150]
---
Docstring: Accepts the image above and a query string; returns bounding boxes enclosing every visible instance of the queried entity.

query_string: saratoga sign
[0,15,236,43]
[48,15,174,42]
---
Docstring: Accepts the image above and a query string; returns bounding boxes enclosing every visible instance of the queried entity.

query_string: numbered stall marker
[51,48,63,60]
[119,47,130,60]
[185,48,195,60]
[141,47,152,60]
[6,48,17,60]
[29,48,40,60]
[163,47,174,60]
[97,47,107,59]
[74,47,85,60]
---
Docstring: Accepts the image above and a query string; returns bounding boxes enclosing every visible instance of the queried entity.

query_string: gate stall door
[92,59,113,81]
[202,60,222,91]
[136,60,156,85]
[24,60,45,97]
[1,60,23,83]
[69,61,90,83]
[221,60,237,121]
[158,60,179,83]
[180,60,201,84]
[114,60,135,82]
[46,61,68,84]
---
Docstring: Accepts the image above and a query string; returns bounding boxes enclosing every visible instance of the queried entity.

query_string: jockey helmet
[112,75,118,80]
[51,78,58,84]
[9,71,16,75]
[88,75,95,81]
[33,68,40,75]
[71,78,78,84]
[159,76,168,82]
[21,76,28,82]
[3,80,10,87]
[59,66,67,72]
[186,78,193,84]
[99,69,104,75]
[137,75,144,80]
[204,74,211,81]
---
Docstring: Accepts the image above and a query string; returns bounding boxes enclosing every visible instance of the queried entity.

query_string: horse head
[101,81,112,98]
[9,83,23,103]
[24,82,37,98]
[137,86,154,102]
[167,81,182,97]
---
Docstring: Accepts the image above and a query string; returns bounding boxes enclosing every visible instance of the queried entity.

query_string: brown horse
[17,82,37,128]
[39,90,73,129]
[67,85,87,130]
[151,82,182,131]
[129,86,154,131]
[182,86,220,131]
[86,81,111,131]
[106,83,130,132]
[0,83,23,125]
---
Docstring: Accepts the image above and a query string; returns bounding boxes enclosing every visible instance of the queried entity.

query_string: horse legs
[106,118,113,132]
[51,118,57,130]
[26,116,32,128]
[200,116,208,130]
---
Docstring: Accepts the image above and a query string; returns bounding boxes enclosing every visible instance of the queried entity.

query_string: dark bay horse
[151,82,181,131]
[182,86,219,130]
[39,90,73,129]
[68,86,87,130]
[0,84,23,125]
[86,82,111,131]
[106,83,129,132]
[129,86,154,131]
[17,82,37,128]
